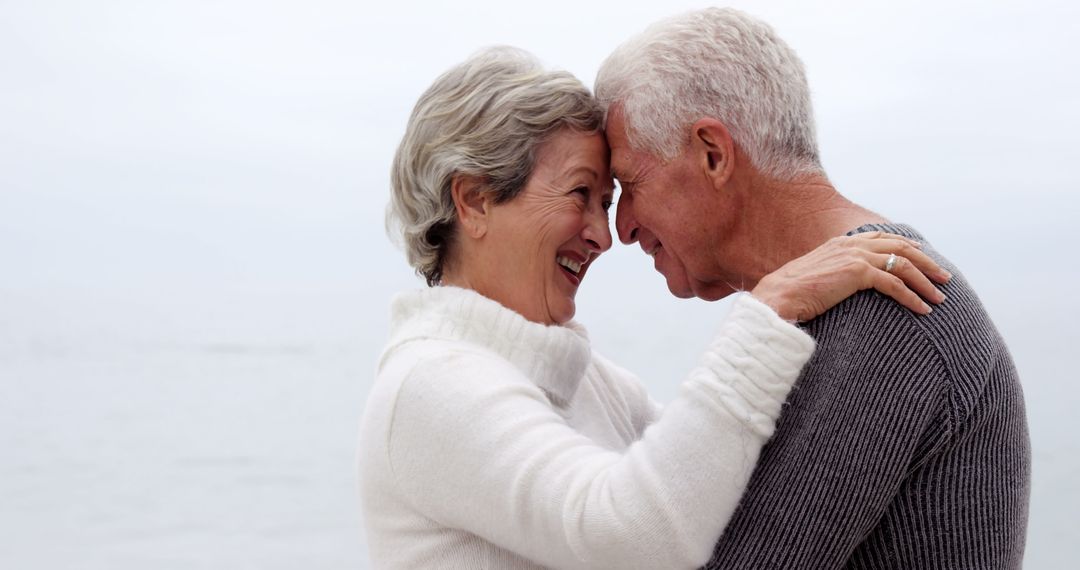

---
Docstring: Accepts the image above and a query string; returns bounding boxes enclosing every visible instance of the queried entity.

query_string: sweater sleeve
[588,351,662,438]
[385,294,814,570]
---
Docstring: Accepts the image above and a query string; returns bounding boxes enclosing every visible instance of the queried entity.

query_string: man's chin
[669,287,696,299]
[691,281,739,302]
[662,274,696,299]
[663,270,738,301]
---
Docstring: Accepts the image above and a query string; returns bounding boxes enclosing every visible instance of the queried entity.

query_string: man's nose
[615,192,640,244]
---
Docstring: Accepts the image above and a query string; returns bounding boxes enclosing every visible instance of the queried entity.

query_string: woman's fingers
[855,236,952,284]
[855,231,922,250]
[885,240,951,284]
[877,252,947,305]
[750,232,952,322]
[867,259,933,315]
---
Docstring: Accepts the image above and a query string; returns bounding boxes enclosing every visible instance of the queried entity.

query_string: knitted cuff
[687,294,816,437]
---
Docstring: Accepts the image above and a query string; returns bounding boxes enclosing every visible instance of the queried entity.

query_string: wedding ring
[885,253,898,273]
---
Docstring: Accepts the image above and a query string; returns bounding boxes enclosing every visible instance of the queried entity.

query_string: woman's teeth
[556,256,582,274]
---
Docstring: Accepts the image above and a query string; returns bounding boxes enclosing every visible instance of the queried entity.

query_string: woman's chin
[548,297,577,325]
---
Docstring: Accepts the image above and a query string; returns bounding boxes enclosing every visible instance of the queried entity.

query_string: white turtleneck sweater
[359,286,815,570]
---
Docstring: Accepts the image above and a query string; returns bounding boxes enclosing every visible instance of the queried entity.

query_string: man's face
[605,109,742,300]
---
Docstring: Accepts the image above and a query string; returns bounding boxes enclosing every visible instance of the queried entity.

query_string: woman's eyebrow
[556,165,599,183]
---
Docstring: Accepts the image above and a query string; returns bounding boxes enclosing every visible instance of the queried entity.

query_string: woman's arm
[385,294,811,570]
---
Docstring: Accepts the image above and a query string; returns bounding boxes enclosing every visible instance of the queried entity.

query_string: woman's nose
[582,210,613,253]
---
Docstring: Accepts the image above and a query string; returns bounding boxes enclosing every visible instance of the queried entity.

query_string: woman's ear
[450,175,490,239]
[691,118,736,190]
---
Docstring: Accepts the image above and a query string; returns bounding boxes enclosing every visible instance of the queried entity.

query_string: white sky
[1,0,1078,564]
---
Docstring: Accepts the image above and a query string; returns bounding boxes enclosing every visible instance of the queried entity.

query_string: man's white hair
[595,7,822,180]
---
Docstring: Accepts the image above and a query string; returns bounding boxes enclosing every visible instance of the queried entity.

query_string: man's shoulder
[807,271,998,352]
[832,223,1009,361]
[802,239,1015,417]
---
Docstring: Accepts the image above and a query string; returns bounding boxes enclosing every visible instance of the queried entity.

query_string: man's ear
[450,175,491,239]
[690,118,736,190]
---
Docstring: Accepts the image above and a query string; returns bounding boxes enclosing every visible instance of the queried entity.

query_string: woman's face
[472,129,614,325]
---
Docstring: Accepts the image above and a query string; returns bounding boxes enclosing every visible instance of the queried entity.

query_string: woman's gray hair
[595,7,822,181]
[388,46,602,286]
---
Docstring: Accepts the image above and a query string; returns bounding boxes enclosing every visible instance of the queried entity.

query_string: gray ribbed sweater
[705,223,1030,569]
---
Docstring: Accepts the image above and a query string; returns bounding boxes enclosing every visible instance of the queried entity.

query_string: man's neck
[733,173,889,283]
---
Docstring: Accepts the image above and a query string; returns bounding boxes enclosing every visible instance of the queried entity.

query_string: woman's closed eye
[571,186,612,215]
[569,186,593,208]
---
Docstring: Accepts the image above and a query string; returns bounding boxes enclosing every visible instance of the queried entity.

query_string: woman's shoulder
[585,351,659,429]
[588,350,640,388]
[381,336,528,386]
[363,338,548,464]
[375,337,556,420]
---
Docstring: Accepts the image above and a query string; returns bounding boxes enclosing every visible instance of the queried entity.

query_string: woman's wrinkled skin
[442,129,615,325]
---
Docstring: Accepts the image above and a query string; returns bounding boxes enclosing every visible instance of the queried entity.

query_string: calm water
[1,346,369,568]
[0,289,373,569]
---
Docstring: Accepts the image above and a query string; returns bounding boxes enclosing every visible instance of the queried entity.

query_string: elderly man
[595,7,1030,569]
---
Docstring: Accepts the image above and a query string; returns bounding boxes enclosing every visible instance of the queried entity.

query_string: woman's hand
[750,232,952,323]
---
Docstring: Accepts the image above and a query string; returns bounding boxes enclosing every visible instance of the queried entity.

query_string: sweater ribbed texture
[705,223,1030,570]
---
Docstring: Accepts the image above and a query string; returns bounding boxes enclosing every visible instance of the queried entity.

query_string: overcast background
[1,0,1077,568]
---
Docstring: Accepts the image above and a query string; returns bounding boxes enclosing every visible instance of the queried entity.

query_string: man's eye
[602,199,613,212]
[572,186,588,198]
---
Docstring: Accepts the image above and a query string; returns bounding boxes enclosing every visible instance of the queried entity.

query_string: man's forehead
[607,148,631,181]
[602,105,629,143]
[607,138,651,184]
[602,110,630,173]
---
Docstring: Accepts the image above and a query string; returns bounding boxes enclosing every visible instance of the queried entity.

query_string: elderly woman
[360,47,946,570]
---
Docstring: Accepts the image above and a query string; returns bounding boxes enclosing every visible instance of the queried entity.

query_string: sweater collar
[847,222,924,241]
[385,286,591,406]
